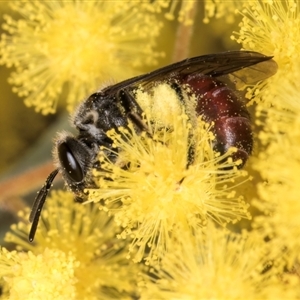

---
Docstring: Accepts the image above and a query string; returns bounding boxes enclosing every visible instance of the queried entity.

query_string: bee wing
[102,50,277,94]
[228,59,278,89]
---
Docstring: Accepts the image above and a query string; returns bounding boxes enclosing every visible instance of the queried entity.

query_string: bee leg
[117,89,151,135]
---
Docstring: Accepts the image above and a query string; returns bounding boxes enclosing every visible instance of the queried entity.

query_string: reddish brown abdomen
[182,74,253,167]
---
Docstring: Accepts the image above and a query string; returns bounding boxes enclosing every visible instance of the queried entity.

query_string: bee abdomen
[214,116,252,167]
[180,74,253,167]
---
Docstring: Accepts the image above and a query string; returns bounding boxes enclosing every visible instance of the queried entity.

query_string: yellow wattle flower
[232,0,300,110]
[0,1,163,114]
[3,191,140,299]
[87,84,250,264]
[0,247,78,300]
[233,0,300,277]
[139,223,300,299]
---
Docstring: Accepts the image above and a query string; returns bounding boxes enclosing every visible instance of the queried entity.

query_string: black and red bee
[29,50,277,241]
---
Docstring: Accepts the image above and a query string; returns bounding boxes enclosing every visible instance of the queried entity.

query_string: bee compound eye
[58,141,84,183]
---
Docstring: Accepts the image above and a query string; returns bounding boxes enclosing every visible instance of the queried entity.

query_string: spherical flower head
[233,0,299,59]
[231,0,300,278]
[4,191,140,299]
[252,118,300,268]
[232,0,300,110]
[139,223,299,299]
[0,1,163,114]
[0,247,78,300]
[87,84,250,263]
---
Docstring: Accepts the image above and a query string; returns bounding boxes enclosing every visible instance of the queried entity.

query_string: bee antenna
[28,168,59,242]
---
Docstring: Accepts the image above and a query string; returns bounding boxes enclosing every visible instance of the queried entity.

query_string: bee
[28,50,277,242]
